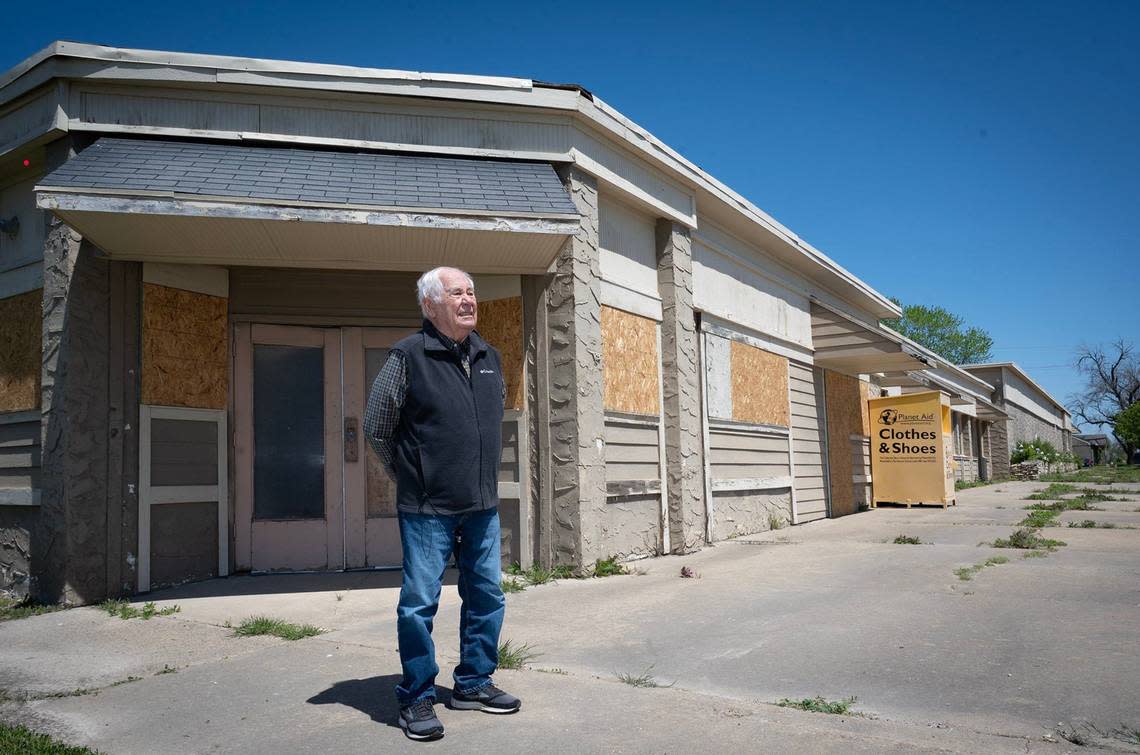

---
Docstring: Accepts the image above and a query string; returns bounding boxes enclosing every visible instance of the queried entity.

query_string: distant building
[959,363,1072,469]
[1073,434,1110,466]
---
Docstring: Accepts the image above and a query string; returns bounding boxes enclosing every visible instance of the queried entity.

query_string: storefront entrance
[233,324,415,572]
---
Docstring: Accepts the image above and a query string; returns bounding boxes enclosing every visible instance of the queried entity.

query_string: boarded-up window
[142,284,228,409]
[0,290,42,412]
[703,334,790,426]
[476,297,524,411]
[731,341,790,426]
[602,306,659,416]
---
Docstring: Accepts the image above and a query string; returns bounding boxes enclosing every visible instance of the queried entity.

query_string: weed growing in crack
[777,696,857,715]
[991,528,1066,551]
[497,640,539,670]
[100,600,180,620]
[231,616,323,641]
[954,556,1009,581]
[500,577,527,594]
[615,665,674,688]
[893,535,923,545]
[591,556,628,578]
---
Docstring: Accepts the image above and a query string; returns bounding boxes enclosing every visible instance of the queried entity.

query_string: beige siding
[604,416,660,486]
[707,422,792,540]
[791,362,827,522]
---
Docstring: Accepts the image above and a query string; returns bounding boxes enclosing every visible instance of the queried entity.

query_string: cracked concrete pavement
[2,480,1139,753]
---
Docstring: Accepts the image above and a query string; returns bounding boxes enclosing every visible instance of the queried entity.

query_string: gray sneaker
[449,684,521,714]
[398,699,444,741]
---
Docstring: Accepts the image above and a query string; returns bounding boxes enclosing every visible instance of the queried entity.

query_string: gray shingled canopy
[35,137,581,272]
[40,137,578,216]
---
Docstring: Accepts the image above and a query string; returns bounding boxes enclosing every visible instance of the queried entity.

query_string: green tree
[1112,402,1140,461]
[881,301,994,364]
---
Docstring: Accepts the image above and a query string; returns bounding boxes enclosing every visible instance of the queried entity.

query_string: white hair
[416,267,474,318]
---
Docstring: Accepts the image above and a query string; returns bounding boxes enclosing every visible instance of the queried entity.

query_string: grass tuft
[615,665,674,688]
[500,577,527,593]
[991,528,1066,551]
[954,556,1008,581]
[100,599,180,620]
[497,639,539,670]
[777,695,857,715]
[231,616,323,641]
[1041,465,1140,484]
[892,535,923,545]
[0,597,65,623]
[1019,509,1060,528]
[0,723,101,754]
[768,513,786,530]
[1025,483,1079,500]
[591,556,628,578]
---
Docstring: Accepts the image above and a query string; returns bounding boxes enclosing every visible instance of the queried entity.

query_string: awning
[35,138,580,273]
[810,303,932,374]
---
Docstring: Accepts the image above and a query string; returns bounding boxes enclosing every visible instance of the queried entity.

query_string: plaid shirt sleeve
[363,350,407,479]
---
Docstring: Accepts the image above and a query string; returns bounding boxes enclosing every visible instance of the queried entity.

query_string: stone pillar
[33,136,135,604]
[528,165,605,570]
[989,419,1011,480]
[656,219,705,552]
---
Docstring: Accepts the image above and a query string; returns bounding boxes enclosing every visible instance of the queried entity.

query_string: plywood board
[824,370,872,517]
[0,290,41,412]
[730,340,789,427]
[141,283,228,409]
[601,306,659,416]
[476,296,524,411]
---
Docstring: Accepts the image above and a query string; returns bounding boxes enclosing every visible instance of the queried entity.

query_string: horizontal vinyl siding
[790,362,827,522]
[499,419,520,484]
[0,415,41,499]
[604,416,660,486]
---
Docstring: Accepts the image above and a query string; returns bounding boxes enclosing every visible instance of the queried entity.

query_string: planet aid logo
[877,406,938,456]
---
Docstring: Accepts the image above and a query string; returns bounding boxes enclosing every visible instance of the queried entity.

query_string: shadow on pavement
[307,675,455,730]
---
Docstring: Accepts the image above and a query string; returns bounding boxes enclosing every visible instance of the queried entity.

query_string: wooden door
[342,327,413,569]
[234,324,344,572]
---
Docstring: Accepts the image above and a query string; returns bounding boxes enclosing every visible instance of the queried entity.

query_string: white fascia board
[1,41,534,94]
[5,42,900,321]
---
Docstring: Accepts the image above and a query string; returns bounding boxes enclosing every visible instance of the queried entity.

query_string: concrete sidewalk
[3,481,1140,753]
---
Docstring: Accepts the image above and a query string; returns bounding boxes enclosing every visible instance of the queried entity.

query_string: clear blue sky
[7,1,1138,430]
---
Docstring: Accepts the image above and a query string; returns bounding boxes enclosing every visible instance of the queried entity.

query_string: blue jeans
[395,508,505,705]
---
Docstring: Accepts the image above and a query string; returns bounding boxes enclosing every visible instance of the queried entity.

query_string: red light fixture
[22,158,30,167]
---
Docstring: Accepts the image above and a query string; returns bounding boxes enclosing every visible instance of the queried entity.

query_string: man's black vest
[392,322,504,515]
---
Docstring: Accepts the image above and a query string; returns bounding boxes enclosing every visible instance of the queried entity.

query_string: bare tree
[1069,340,1140,462]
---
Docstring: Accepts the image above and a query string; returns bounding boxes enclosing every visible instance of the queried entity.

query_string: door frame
[233,323,344,572]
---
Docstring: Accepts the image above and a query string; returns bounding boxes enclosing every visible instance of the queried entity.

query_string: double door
[234,324,413,572]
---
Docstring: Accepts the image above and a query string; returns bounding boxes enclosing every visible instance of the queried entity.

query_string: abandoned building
[3,42,1028,603]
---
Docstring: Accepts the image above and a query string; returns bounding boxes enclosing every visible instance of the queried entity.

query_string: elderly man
[364,266,519,742]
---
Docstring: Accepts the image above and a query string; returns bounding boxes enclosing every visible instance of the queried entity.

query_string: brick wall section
[1006,403,1065,454]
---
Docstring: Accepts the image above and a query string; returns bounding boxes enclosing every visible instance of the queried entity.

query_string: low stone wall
[1010,460,1079,480]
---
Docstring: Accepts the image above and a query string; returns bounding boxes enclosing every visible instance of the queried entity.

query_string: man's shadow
[307,676,453,730]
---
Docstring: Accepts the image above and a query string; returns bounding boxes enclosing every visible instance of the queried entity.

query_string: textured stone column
[656,219,706,552]
[542,165,606,569]
[989,419,1011,480]
[33,136,126,604]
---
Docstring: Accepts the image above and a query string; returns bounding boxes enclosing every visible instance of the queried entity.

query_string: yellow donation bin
[868,390,956,509]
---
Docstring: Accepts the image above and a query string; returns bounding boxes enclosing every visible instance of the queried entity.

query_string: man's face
[426,268,477,341]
